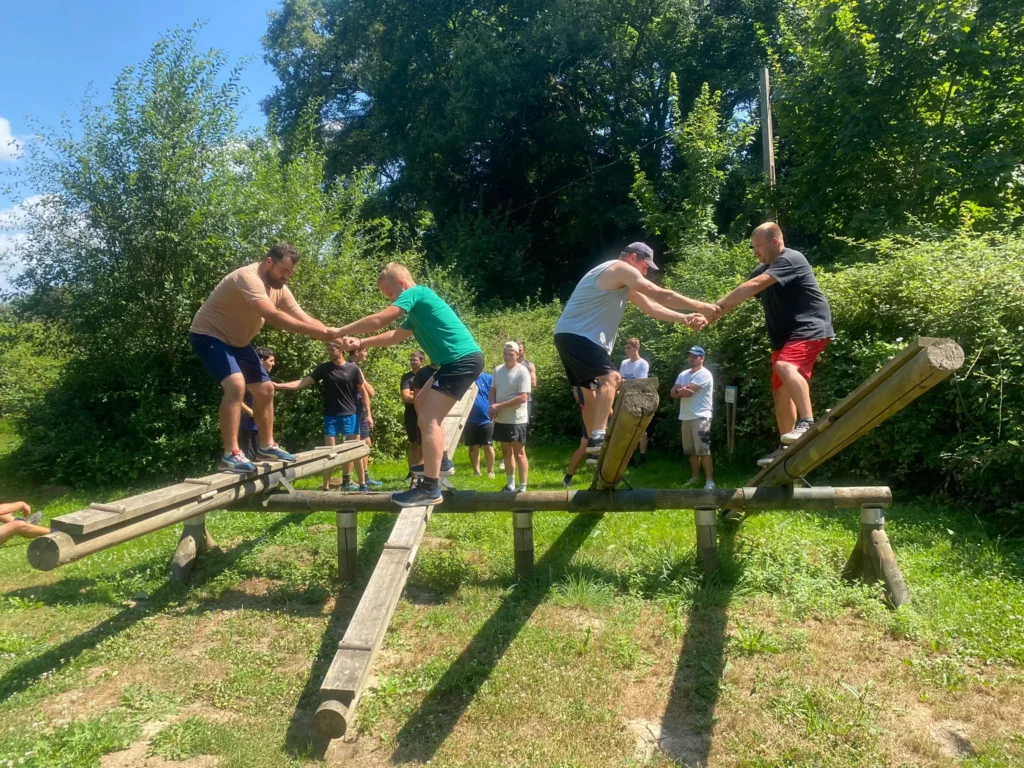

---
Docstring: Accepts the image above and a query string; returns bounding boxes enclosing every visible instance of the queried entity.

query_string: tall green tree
[263,0,784,298]
[774,0,1024,240]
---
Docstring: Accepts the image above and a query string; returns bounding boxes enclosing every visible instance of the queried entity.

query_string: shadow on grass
[660,524,741,766]
[284,512,397,759]
[0,513,313,702]
[389,512,601,764]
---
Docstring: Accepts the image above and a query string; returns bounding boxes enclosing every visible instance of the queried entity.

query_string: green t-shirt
[392,285,481,366]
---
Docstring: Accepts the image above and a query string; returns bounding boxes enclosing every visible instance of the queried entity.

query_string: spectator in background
[400,350,430,481]
[275,340,370,491]
[349,347,383,488]
[239,347,276,463]
[619,337,651,465]
[0,501,49,547]
[465,370,496,477]
[516,340,538,431]
[490,341,532,492]
[563,385,593,488]
[670,346,715,490]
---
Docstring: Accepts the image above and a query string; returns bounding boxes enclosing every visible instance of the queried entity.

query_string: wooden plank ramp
[27,441,369,571]
[312,382,478,739]
[591,378,660,490]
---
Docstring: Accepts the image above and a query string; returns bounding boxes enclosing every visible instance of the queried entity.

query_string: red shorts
[771,338,831,390]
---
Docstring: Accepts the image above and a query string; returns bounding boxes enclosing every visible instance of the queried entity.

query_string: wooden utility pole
[759,67,776,186]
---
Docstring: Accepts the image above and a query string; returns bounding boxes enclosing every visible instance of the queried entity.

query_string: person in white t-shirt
[619,337,651,464]
[670,346,715,490]
[490,341,532,492]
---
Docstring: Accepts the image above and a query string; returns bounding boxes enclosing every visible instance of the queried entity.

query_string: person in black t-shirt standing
[400,350,426,477]
[276,340,371,490]
[715,222,835,467]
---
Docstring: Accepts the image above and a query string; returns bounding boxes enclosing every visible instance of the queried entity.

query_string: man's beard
[266,275,286,289]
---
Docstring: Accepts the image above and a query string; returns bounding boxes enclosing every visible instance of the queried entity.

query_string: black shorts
[404,412,420,443]
[240,428,260,460]
[554,333,614,389]
[494,422,528,444]
[357,409,370,440]
[430,351,485,400]
[464,421,494,447]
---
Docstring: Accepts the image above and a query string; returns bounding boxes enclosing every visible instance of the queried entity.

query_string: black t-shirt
[400,369,418,421]
[749,248,835,350]
[309,361,363,416]
[412,365,437,390]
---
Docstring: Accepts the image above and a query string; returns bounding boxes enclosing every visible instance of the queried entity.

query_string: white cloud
[0,194,46,231]
[0,117,24,162]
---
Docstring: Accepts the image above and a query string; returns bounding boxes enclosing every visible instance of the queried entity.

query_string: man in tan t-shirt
[190,242,349,473]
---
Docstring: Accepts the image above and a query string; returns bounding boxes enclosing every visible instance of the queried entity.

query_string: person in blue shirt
[465,371,495,478]
[239,347,276,463]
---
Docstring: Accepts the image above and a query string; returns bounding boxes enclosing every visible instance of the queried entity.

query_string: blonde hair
[377,262,415,286]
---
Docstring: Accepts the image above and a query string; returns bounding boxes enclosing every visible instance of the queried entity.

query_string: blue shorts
[324,414,358,438]
[190,333,270,385]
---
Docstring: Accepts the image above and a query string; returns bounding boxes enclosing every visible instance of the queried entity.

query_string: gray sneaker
[757,445,786,467]
[27,511,42,525]
[781,418,815,445]
[703,480,716,491]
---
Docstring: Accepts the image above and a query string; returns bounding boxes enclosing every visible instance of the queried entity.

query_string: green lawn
[1,435,1022,767]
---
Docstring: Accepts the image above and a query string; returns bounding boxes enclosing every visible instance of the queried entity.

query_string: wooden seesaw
[255,337,963,739]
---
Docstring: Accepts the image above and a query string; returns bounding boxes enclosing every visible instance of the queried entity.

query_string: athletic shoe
[756,445,786,467]
[392,484,443,507]
[682,478,701,489]
[586,457,598,465]
[487,472,495,479]
[365,478,383,487]
[256,443,296,462]
[562,474,574,488]
[473,469,482,476]
[343,482,360,491]
[781,418,815,445]
[585,434,605,455]
[410,453,455,478]
[500,482,515,492]
[27,512,42,525]
[498,459,505,471]
[359,484,370,492]
[219,451,256,474]
[704,480,716,491]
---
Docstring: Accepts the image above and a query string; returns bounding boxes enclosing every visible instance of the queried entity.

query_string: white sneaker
[704,480,716,491]
[757,445,786,467]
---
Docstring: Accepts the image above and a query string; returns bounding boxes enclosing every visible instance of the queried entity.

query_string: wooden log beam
[261,486,893,514]
[315,505,432,739]
[749,338,964,487]
[593,378,659,490]
[27,444,369,572]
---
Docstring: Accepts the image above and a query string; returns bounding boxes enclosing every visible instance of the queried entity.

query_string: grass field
[1,430,1023,767]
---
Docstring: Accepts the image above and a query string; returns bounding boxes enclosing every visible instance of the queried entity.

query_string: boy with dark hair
[465,370,495,478]
[275,340,370,491]
[349,347,383,488]
[336,263,483,506]
[400,350,429,478]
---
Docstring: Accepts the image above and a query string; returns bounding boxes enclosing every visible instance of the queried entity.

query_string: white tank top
[554,260,629,353]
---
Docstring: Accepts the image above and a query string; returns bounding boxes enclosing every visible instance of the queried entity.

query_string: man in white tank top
[553,242,719,455]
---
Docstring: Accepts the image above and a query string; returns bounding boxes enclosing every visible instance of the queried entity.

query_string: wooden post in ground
[512,510,534,579]
[843,505,910,608]
[694,508,718,574]
[337,511,358,582]
[169,513,216,582]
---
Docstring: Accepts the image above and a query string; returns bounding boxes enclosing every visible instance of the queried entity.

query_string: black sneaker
[392,484,443,507]
[781,418,815,445]
[585,435,604,455]
[410,452,455,477]
[562,474,573,488]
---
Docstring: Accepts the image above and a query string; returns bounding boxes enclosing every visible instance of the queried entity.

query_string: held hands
[340,336,361,351]
[687,314,709,331]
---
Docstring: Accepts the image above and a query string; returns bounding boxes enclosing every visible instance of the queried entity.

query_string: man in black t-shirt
[276,340,371,490]
[715,222,835,467]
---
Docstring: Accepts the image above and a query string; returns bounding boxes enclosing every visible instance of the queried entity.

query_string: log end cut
[315,699,350,739]
[925,340,965,372]
[27,531,74,571]
[619,377,660,417]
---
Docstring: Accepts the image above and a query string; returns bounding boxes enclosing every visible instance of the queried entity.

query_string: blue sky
[1,0,281,288]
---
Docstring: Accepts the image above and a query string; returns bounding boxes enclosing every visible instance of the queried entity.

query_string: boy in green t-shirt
[337,263,484,506]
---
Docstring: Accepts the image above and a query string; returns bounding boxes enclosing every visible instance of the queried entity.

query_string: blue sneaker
[219,450,256,474]
[365,478,384,487]
[359,483,370,492]
[392,484,443,507]
[256,443,296,462]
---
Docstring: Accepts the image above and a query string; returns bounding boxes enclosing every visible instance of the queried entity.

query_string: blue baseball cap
[688,346,706,357]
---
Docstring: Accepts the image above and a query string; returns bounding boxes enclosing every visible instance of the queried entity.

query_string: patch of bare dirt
[100,741,218,768]
[626,718,710,766]
[930,720,975,758]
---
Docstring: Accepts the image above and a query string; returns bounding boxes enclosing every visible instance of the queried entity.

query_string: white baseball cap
[504,341,520,353]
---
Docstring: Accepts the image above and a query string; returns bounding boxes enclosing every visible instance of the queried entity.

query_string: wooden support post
[337,511,358,583]
[593,378,660,490]
[844,506,910,608]
[694,508,718,574]
[513,510,534,579]
[169,513,215,583]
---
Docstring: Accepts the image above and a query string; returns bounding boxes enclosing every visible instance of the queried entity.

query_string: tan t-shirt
[190,263,300,347]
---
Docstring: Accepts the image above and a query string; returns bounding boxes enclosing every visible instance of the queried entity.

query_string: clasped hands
[323,328,362,350]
